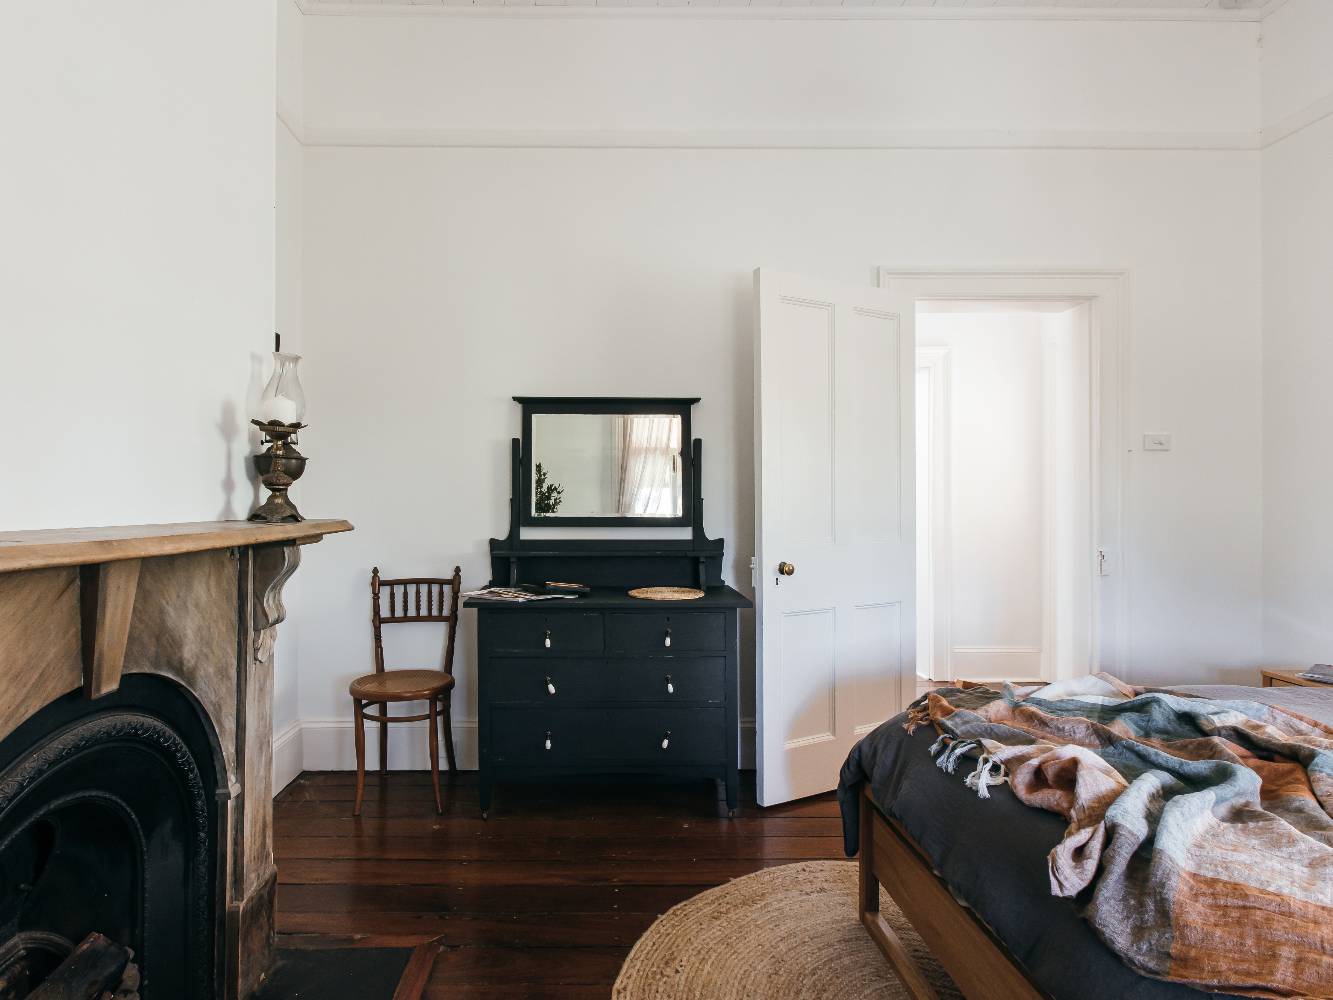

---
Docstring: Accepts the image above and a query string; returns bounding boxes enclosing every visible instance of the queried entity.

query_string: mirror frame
[516,396,698,528]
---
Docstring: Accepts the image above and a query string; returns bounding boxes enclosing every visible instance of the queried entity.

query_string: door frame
[914,345,952,682]
[878,267,1129,678]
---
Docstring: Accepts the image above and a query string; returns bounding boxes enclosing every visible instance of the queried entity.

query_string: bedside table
[1260,668,1330,688]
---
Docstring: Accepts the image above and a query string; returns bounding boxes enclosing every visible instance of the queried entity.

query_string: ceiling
[301,0,1274,10]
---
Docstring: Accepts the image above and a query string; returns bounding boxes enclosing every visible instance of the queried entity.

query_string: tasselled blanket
[902,674,1333,998]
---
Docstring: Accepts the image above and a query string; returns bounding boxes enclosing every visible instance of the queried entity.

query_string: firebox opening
[2,803,137,958]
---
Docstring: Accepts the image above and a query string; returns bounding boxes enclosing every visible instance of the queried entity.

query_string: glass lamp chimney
[256,337,306,426]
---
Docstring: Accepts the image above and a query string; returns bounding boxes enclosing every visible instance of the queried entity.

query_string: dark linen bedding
[835,680,1333,1000]
[839,715,1239,1000]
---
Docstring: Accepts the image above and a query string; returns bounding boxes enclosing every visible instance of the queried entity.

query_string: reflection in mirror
[531,413,683,518]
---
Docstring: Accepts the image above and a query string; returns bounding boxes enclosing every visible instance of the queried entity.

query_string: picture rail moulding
[294,2,1281,23]
[295,126,1263,152]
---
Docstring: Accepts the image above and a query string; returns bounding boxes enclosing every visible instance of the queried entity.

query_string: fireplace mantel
[0,519,351,999]
[0,518,352,573]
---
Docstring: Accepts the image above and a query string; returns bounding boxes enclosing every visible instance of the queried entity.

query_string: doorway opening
[914,300,1095,686]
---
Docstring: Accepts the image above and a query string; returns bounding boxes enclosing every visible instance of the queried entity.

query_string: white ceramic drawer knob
[661,731,671,750]
[665,675,674,695]
[664,627,672,648]
[544,629,552,649]
[545,731,552,751]
[546,676,556,695]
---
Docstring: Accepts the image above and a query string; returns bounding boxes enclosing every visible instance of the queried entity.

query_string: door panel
[755,269,915,806]
[847,601,903,736]
[779,608,837,747]
[776,300,836,544]
[839,306,902,543]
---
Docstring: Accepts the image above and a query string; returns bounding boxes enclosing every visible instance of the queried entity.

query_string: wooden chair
[349,566,462,816]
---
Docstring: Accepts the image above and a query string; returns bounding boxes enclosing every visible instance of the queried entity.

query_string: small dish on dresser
[629,586,706,601]
[545,581,591,595]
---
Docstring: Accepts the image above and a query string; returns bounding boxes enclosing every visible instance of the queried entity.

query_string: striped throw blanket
[906,674,1333,998]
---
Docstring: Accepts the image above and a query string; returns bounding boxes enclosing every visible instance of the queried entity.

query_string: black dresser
[467,409,751,816]
[471,587,748,815]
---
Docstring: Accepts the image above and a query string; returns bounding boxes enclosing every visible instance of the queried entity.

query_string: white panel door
[754,269,915,807]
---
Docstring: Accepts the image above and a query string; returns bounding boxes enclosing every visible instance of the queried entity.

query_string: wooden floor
[274,770,847,999]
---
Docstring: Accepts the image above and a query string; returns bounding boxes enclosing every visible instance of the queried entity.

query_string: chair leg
[442,693,458,773]
[353,699,367,817]
[428,696,443,815]
[378,711,389,774]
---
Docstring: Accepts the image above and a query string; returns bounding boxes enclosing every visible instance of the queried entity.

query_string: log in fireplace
[0,521,350,999]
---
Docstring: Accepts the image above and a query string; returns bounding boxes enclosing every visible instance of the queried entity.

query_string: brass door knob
[778,562,796,576]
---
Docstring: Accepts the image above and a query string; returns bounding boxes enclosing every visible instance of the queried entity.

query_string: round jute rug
[613,861,963,1000]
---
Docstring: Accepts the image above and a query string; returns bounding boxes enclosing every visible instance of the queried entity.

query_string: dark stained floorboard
[274,770,846,999]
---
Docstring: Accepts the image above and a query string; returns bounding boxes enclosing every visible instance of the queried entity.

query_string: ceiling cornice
[295,2,1273,24]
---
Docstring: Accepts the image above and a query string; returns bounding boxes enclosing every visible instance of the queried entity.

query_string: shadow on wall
[217,399,240,520]
[218,353,270,520]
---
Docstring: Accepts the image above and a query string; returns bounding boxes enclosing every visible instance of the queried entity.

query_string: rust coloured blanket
[905,674,1333,998]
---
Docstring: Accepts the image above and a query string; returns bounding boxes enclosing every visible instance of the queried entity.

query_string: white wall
[274,0,307,786]
[302,15,1259,141]
[285,9,1266,770]
[0,4,1310,783]
[0,3,276,530]
[919,312,1047,680]
[1260,0,1333,671]
[294,160,1263,766]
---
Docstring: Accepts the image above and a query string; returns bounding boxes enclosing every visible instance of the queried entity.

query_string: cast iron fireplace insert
[0,675,225,999]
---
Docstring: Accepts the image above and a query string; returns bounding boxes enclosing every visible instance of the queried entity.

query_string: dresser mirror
[518,397,697,527]
[474,396,747,816]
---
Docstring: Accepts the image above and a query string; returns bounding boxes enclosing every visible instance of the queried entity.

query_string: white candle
[263,394,299,424]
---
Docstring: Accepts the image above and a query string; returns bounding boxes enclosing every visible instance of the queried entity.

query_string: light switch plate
[1143,433,1172,452]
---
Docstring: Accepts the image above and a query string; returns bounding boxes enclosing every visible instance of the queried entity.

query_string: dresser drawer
[612,707,725,764]
[489,612,604,654]
[489,658,610,704]
[618,657,725,704]
[490,708,611,764]
[606,612,725,654]
[489,706,725,766]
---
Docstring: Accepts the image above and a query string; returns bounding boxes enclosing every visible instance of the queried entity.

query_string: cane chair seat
[350,669,455,702]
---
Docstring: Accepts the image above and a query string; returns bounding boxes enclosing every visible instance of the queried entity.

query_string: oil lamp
[249,334,308,523]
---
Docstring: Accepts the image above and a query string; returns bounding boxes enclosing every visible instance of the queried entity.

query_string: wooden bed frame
[858,785,1048,1000]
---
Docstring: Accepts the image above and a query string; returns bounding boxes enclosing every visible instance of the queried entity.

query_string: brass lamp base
[249,420,308,524]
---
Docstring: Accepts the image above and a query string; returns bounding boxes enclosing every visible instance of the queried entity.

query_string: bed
[838,682,1333,1000]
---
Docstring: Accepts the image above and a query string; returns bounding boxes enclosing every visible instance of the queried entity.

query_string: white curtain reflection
[612,415,683,516]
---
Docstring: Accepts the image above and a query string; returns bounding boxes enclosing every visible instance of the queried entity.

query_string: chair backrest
[370,566,463,675]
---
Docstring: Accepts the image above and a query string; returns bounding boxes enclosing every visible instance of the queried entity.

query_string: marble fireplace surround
[0,519,351,999]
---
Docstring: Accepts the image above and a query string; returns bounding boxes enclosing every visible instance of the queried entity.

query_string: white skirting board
[272,718,758,795]
[272,719,305,795]
[300,717,481,773]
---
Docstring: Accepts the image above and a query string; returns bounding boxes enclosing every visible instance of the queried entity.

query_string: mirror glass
[530,413,684,519]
